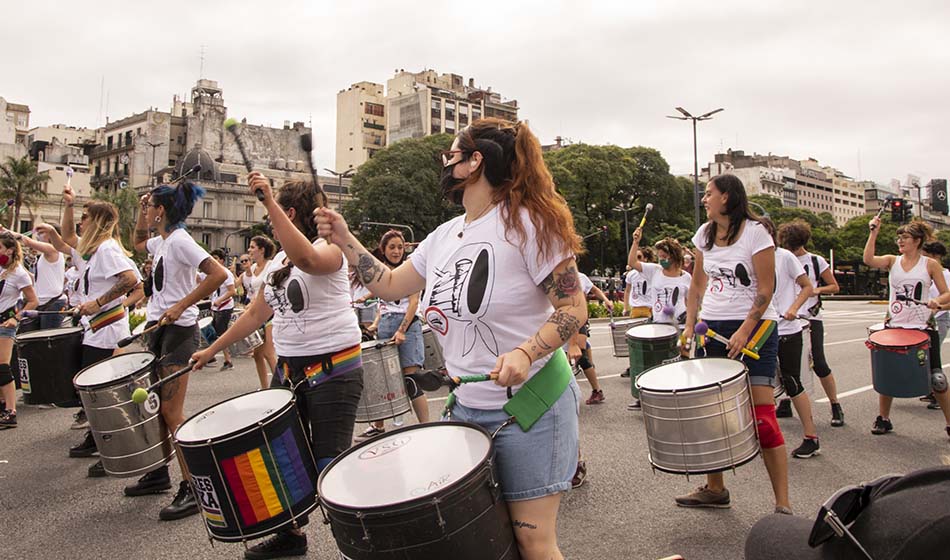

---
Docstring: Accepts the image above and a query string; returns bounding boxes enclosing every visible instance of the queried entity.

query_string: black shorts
[212,309,233,339]
[578,321,591,337]
[145,322,199,368]
[808,320,832,378]
[81,345,115,370]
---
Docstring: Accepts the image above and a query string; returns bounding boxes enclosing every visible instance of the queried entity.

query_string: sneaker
[776,398,793,418]
[674,485,731,509]
[774,506,794,515]
[88,460,106,478]
[221,361,234,371]
[928,400,942,410]
[244,530,308,560]
[0,409,16,430]
[68,431,98,457]
[920,392,936,403]
[586,390,605,405]
[159,480,199,521]
[620,368,631,378]
[571,461,587,489]
[627,398,642,411]
[124,465,171,496]
[354,426,385,442]
[871,416,893,435]
[71,409,89,430]
[830,403,845,427]
[792,437,820,459]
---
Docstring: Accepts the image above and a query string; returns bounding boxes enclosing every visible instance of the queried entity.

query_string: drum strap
[280,344,363,388]
[503,348,573,432]
[90,305,126,332]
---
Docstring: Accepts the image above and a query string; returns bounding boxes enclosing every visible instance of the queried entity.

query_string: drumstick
[224,118,264,202]
[130,362,195,404]
[21,308,79,317]
[694,321,760,360]
[896,293,927,306]
[412,370,499,392]
[868,200,890,231]
[117,319,165,348]
[299,133,328,208]
[638,203,654,228]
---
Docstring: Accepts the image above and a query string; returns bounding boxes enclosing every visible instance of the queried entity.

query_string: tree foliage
[92,185,139,250]
[0,156,49,232]
[748,194,838,257]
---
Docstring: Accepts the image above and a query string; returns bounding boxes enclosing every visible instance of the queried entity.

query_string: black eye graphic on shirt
[154,257,165,292]
[914,282,923,301]
[671,286,680,306]
[468,249,490,313]
[734,264,751,287]
[287,278,308,314]
[83,268,90,295]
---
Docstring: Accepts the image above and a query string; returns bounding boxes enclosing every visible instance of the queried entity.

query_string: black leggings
[928,329,942,371]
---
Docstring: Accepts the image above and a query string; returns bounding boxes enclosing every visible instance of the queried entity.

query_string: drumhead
[868,322,886,333]
[626,323,678,340]
[176,388,293,443]
[612,318,648,329]
[320,423,491,509]
[637,358,746,392]
[868,328,930,348]
[18,326,83,341]
[198,316,214,328]
[74,352,155,388]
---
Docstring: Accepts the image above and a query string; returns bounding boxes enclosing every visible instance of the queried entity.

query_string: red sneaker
[586,390,605,405]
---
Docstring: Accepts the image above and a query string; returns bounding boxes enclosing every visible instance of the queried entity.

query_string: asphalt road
[3,300,948,560]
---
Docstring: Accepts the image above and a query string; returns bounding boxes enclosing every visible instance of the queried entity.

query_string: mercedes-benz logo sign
[938,190,946,201]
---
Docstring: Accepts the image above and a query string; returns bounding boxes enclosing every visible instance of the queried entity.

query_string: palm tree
[0,156,49,232]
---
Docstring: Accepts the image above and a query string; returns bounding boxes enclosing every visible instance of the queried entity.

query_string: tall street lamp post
[145,141,165,187]
[323,167,355,211]
[666,107,724,229]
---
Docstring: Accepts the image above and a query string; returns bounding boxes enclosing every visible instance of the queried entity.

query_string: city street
[3,300,949,559]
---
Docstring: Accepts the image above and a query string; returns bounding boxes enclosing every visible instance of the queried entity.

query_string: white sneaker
[354,426,385,442]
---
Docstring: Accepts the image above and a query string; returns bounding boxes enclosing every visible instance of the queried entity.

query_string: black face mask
[440,161,465,205]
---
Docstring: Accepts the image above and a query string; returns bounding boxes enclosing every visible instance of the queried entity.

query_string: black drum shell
[18,327,83,404]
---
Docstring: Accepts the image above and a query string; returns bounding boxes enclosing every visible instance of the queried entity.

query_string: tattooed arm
[725,247,775,359]
[493,257,588,387]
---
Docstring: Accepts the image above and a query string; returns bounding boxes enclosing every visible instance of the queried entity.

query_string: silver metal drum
[422,325,445,373]
[355,340,410,423]
[227,310,263,356]
[637,358,759,475]
[198,316,213,349]
[610,317,649,357]
[73,352,175,478]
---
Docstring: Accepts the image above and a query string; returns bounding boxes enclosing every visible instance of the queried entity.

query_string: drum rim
[610,318,649,329]
[317,421,494,513]
[72,351,156,390]
[16,326,84,341]
[649,447,760,476]
[625,323,680,340]
[637,357,747,393]
[175,387,296,446]
[867,327,930,349]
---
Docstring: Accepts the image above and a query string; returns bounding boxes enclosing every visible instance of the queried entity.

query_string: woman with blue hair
[126,180,228,521]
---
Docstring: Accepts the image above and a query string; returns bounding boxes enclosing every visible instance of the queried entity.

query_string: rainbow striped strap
[303,344,362,387]
[90,305,126,332]
[745,319,777,353]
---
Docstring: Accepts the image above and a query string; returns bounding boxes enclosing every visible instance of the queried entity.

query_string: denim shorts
[449,380,581,502]
[378,313,424,369]
[699,319,778,387]
[0,325,16,339]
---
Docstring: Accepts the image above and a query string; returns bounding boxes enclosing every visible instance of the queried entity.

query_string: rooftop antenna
[97,76,105,128]
[199,45,206,78]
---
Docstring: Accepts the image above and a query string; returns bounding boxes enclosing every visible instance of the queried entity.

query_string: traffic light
[891,198,904,222]
[601,225,608,239]
[903,201,914,222]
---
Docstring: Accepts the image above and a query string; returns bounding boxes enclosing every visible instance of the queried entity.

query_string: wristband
[514,346,533,364]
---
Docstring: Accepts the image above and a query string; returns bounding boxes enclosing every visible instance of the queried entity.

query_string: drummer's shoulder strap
[811,255,824,287]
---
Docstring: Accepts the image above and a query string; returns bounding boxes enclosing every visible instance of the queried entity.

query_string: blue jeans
[378,313,424,369]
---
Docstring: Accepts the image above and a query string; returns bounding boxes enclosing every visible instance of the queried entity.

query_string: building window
[203,201,212,218]
[19,220,31,232]
[364,102,384,117]
[431,98,441,110]
[245,205,254,221]
[460,104,469,115]
[472,108,482,120]
[125,131,132,146]
[107,136,113,150]
[431,123,441,135]
[201,233,212,247]
[95,164,101,177]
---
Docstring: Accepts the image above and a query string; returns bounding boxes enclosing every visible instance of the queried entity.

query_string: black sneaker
[571,461,587,489]
[124,465,171,496]
[88,460,106,478]
[0,409,16,430]
[776,398,793,418]
[928,400,942,410]
[831,402,845,427]
[627,398,642,411]
[620,368,631,378]
[221,361,234,371]
[921,392,937,404]
[871,416,893,435]
[69,431,98,457]
[244,530,308,559]
[159,480,199,521]
[792,437,820,458]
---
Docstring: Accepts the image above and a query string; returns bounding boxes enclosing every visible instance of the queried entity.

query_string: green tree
[342,134,460,247]
[748,194,838,257]
[0,156,49,232]
[92,185,139,250]
[836,214,898,262]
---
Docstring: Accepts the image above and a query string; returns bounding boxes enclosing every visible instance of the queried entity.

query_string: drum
[354,300,378,325]
[319,422,519,560]
[227,311,263,356]
[422,325,445,373]
[867,322,886,336]
[197,299,212,319]
[867,328,931,398]
[355,340,410,423]
[626,323,681,398]
[18,326,83,405]
[610,317,649,357]
[637,358,759,475]
[176,388,319,543]
[198,316,215,348]
[73,352,175,477]
[131,321,147,349]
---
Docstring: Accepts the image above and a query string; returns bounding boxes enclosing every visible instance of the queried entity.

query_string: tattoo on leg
[547,310,581,343]
[356,252,384,285]
[512,519,538,530]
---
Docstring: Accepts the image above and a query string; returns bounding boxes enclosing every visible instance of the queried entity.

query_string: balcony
[90,143,135,159]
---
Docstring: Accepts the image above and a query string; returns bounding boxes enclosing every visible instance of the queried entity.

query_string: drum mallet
[896,293,928,306]
[21,308,79,318]
[130,362,195,404]
[639,203,654,228]
[413,370,498,392]
[117,319,166,348]
[224,118,264,202]
[869,197,891,231]
[694,321,760,360]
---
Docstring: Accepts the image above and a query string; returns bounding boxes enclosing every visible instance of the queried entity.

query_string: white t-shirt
[412,206,572,410]
[774,248,807,336]
[930,269,950,319]
[638,263,691,325]
[65,266,82,308]
[145,229,211,327]
[78,239,134,349]
[211,269,236,311]
[625,269,652,308]
[379,294,411,316]
[888,255,933,329]
[579,273,594,296]
[263,243,361,357]
[0,265,31,312]
[243,262,268,299]
[34,252,65,304]
[798,252,830,320]
[691,220,780,322]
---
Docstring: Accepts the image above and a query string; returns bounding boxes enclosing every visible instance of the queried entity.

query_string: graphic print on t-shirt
[154,257,164,292]
[268,272,311,335]
[423,242,498,357]
[890,281,925,319]
[653,286,682,315]
[709,263,751,293]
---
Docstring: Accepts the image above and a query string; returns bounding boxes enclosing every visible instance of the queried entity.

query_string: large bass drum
[319,422,519,559]
[19,326,84,405]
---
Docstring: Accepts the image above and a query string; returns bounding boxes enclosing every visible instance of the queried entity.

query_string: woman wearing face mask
[356,229,428,441]
[316,118,586,560]
[0,233,38,429]
[242,237,278,388]
[628,229,691,327]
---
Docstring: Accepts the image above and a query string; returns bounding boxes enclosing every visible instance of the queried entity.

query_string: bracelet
[513,346,533,363]
[95,297,103,306]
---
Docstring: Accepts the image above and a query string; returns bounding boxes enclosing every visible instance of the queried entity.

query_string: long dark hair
[378,230,406,268]
[702,174,763,250]
[151,180,204,232]
[250,235,276,259]
[268,181,325,288]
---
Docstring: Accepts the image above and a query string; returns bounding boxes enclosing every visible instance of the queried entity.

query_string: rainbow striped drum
[176,388,318,542]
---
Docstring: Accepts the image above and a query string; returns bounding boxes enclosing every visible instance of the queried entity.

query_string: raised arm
[61,185,78,248]
[33,223,73,256]
[863,216,894,270]
[6,227,60,261]
[133,194,150,255]
[627,227,644,272]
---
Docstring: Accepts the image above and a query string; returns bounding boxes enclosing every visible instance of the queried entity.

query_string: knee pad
[932,370,948,393]
[404,375,423,400]
[754,404,785,449]
[780,373,805,398]
[0,363,12,386]
[577,352,593,371]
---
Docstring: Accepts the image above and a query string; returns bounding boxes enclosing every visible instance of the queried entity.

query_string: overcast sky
[3,1,948,186]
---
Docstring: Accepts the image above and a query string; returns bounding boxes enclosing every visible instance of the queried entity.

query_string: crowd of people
[1,116,949,560]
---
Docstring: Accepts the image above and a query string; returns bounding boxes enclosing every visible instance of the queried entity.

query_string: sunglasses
[808,473,900,557]
[439,149,471,166]
[80,214,89,221]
